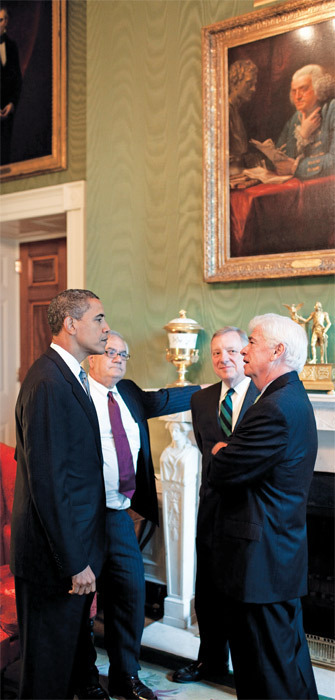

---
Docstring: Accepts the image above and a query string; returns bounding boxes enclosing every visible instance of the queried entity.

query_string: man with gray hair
[209,313,318,699]
[173,326,258,685]
[77,330,202,700]
[276,64,335,179]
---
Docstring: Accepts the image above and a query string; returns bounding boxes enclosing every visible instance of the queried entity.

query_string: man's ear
[273,342,285,360]
[63,315,76,335]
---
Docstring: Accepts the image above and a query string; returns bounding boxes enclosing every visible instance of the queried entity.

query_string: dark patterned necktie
[79,368,91,399]
[107,391,136,499]
[219,388,235,438]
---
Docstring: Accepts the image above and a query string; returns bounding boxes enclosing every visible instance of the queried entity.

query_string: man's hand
[300,106,321,140]
[212,441,227,455]
[0,102,14,118]
[68,565,96,595]
[275,156,300,176]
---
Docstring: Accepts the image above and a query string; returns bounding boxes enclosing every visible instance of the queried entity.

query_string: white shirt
[50,342,86,392]
[88,376,140,510]
[219,376,251,430]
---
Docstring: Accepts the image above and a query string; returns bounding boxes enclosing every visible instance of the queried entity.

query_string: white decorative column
[159,411,200,629]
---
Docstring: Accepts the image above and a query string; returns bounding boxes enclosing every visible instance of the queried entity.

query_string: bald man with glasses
[75,331,201,700]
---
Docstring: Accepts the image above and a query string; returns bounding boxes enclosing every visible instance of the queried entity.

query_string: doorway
[19,237,67,383]
[0,181,86,445]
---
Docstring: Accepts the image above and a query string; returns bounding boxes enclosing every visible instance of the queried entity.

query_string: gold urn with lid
[164,309,203,386]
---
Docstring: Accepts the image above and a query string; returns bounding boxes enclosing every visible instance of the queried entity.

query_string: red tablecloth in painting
[230,175,335,258]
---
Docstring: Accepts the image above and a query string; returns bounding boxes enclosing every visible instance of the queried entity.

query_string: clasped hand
[212,441,227,455]
[0,102,14,119]
[68,565,96,595]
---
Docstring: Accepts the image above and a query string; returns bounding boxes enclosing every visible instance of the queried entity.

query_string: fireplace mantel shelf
[308,393,335,432]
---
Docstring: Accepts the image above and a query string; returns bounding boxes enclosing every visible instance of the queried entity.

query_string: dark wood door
[19,238,67,383]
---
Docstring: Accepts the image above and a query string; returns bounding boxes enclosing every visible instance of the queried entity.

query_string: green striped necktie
[219,388,235,438]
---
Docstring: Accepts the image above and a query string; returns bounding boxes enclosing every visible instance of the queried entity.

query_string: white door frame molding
[0,180,86,288]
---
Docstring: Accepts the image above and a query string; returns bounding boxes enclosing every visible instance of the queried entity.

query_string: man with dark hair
[173,326,258,685]
[47,288,101,334]
[11,289,110,699]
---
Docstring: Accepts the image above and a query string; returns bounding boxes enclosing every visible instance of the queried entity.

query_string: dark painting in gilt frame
[0,0,66,181]
[202,0,335,282]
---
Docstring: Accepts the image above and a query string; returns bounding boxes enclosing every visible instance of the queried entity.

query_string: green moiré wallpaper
[86,0,334,387]
[1,0,333,387]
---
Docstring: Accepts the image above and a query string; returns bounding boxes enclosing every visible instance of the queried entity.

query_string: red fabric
[0,444,19,671]
[0,564,17,636]
[0,442,96,668]
[230,175,335,258]
[0,443,16,566]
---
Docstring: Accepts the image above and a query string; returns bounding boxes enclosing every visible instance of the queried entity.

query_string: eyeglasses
[105,349,130,361]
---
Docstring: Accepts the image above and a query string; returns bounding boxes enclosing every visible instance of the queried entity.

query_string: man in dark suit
[10,289,110,700]
[0,4,22,164]
[84,331,201,700]
[209,313,318,699]
[173,326,258,684]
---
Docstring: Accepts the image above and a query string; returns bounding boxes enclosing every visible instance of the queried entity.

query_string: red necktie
[107,391,136,499]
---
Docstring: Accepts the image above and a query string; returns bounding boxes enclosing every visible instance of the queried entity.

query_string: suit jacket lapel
[236,381,259,427]
[207,382,224,436]
[117,381,140,425]
[213,380,258,431]
[44,348,103,461]
[260,371,299,400]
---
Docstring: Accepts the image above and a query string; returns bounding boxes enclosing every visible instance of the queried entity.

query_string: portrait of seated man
[275,64,335,180]
[229,60,335,257]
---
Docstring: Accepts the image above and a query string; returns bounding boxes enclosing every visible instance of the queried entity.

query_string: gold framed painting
[0,0,66,182]
[202,0,335,282]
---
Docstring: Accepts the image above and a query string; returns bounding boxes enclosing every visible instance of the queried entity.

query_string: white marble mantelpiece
[143,390,334,631]
[308,394,335,473]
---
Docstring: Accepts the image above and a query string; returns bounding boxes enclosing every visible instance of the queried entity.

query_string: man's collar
[88,374,119,396]
[221,376,250,397]
[50,342,81,376]
[259,370,298,398]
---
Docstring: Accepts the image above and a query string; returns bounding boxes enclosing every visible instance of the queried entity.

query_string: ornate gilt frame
[203,0,335,282]
[0,0,66,182]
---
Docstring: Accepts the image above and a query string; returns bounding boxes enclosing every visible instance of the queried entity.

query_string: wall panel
[86,0,334,389]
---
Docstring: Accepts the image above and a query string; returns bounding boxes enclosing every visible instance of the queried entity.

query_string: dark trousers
[102,509,145,687]
[224,596,318,700]
[195,533,229,670]
[15,576,94,699]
